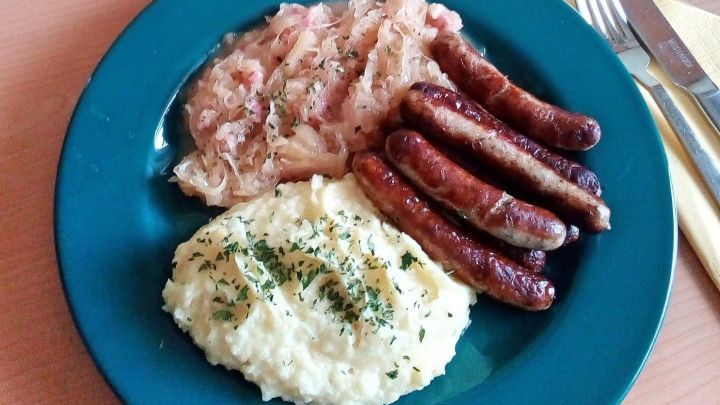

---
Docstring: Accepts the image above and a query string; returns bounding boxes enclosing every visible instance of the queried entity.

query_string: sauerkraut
[174,0,462,206]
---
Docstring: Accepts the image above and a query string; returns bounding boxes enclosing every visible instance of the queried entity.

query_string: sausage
[473,232,547,273]
[430,145,588,246]
[385,129,567,250]
[563,225,580,246]
[429,200,548,272]
[505,247,546,273]
[410,81,602,196]
[502,246,546,273]
[432,32,601,151]
[496,129,602,196]
[432,203,548,273]
[400,83,611,233]
[351,152,555,311]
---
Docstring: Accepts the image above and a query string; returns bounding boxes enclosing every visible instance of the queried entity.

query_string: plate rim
[53,1,156,401]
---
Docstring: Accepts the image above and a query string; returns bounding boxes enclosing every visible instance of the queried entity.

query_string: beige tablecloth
[649,0,720,287]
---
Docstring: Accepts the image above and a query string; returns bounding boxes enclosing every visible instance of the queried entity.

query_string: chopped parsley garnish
[198,259,216,272]
[343,49,359,59]
[195,212,406,334]
[400,252,418,270]
[301,267,321,290]
[275,188,282,197]
[224,241,241,255]
[211,309,234,321]
[236,285,250,301]
[366,236,375,254]
[386,370,398,379]
[419,327,426,343]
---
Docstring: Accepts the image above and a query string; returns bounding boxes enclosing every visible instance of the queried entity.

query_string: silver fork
[577,0,720,207]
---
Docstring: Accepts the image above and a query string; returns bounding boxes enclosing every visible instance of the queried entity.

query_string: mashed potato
[162,174,475,404]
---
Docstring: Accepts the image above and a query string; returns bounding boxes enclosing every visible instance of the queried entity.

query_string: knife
[621,0,720,135]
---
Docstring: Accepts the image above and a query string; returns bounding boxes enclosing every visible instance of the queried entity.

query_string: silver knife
[621,0,720,135]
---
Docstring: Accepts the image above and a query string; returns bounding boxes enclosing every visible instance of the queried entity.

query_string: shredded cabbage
[174,0,462,207]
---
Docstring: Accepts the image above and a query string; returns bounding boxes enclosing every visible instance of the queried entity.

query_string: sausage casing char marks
[400,82,611,233]
[351,152,555,311]
[385,129,567,251]
[432,32,601,151]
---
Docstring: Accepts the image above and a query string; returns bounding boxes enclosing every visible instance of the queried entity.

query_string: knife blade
[621,0,720,135]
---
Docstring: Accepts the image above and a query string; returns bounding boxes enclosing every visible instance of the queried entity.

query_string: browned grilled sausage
[352,152,555,311]
[432,32,601,151]
[473,232,547,273]
[385,129,567,250]
[495,129,602,196]
[410,82,602,196]
[429,145,587,246]
[563,225,580,246]
[505,246,546,273]
[400,83,611,233]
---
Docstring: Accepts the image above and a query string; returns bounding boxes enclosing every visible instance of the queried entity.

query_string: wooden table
[1,0,718,403]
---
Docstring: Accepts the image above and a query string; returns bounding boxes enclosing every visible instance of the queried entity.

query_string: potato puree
[162,174,475,404]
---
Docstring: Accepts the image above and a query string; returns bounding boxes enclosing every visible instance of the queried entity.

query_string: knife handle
[648,83,720,208]
[695,87,720,136]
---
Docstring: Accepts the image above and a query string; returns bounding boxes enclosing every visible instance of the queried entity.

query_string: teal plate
[55,0,676,403]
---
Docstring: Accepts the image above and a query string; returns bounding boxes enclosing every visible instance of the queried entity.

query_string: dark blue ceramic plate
[55,0,676,403]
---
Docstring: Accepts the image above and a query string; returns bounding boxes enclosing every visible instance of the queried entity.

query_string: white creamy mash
[162,174,475,404]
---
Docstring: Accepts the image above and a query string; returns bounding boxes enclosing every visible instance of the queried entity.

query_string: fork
[576,0,720,207]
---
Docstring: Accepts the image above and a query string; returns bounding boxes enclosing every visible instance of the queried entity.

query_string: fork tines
[576,0,639,52]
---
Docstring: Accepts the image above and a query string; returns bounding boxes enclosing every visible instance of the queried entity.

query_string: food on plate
[163,0,616,400]
[352,152,555,310]
[473,231,547,273]
[173,0,463,206]
[480,125,603,197]
[162,174,476,404]
[400,82,611,233]
[563,224,581,246]
[385,129,567,251]
[432,32,602,151]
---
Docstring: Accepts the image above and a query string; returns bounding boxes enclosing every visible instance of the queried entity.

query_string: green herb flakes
[237,285,250,301]
[211,310,234,321]
[400,252,418,270]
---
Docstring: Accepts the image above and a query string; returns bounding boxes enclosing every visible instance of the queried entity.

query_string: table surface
[1,0,719,403]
